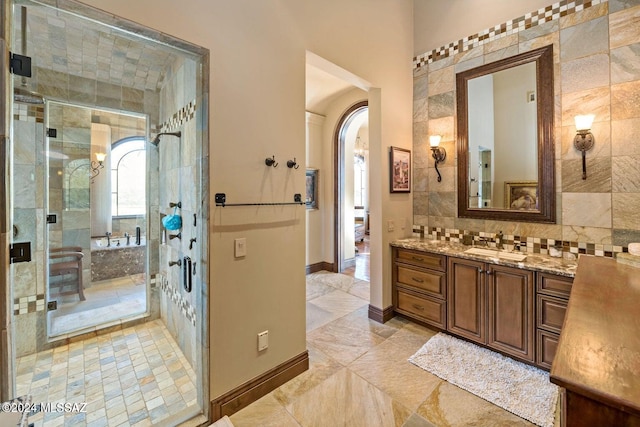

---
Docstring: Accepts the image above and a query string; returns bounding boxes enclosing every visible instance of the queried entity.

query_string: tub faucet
[496,231,504,249]
[105,232,112,247]
[124,232,130,246]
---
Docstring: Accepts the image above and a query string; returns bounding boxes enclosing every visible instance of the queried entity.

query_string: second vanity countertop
[391,237,578,278]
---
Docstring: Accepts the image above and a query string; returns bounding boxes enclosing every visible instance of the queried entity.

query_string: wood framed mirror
[456,44,555,223]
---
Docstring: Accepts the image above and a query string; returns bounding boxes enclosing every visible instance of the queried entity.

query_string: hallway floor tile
[230,272,543,427]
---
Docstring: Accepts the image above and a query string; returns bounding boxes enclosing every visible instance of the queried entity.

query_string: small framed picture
[505,181,538,210]
[389,146,411,193]
[305,169,318,209]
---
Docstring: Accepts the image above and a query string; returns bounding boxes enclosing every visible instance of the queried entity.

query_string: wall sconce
[574,114,595,180]
[91,152,106,182]
[430,135,446,182]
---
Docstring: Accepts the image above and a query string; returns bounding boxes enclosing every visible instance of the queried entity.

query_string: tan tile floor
[16,319,199,426]
[230,271,540,427]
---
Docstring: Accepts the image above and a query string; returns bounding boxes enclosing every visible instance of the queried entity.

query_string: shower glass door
[45,101,149,338]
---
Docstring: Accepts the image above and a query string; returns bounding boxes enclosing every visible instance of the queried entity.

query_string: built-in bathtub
[91,236,146,282]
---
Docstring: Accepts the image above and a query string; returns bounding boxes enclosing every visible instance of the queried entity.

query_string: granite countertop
[391,237,578,277]
[551,256,640,415]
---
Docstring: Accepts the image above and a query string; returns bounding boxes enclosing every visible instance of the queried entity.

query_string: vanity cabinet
[391,244,574,370]
[487,264,534,362]
[447,257,486,343]
[535,272,573,369]
[447,257,534,362]
[392,248,447,329]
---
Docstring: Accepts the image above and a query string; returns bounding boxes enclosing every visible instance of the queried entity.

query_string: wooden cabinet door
[487,264,534,361]
[447,257,486,343]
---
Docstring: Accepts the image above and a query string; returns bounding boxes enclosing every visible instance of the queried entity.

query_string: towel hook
[286,157,300,169]
[265,155,278,168]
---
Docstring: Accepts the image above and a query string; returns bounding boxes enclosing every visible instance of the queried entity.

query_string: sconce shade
[95,152,106,163]
[574,114,595,131]
[429,135,442,147]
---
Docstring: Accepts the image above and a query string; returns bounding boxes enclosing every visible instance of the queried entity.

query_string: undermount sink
[464,247,527,262]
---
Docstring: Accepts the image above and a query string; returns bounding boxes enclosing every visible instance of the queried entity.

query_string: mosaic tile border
[412,225,626,258]
[413,0,607,70]
[13,274,157,317]
[13,104,44,123]
[13,295,46,316]
[159,99,197,132]
[158,274,197,326]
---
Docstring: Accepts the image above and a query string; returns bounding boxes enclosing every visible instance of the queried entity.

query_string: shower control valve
[169,259,182,267]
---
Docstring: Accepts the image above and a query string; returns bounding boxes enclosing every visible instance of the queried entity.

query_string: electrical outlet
[234,238,246,258]
[258,330,268,351]
[387,220,395,232]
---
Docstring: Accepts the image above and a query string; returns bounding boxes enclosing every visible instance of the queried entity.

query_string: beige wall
[414,0,557,55]
[413,1,640,247]
[81,0,414,400]
[305,112,325,267]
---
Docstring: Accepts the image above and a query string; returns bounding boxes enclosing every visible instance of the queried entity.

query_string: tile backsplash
[412,0,640,251]
[412,225,626,258]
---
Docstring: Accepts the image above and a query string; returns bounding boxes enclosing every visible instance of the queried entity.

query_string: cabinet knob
[412,304,425,311]
[412,277,425,283]
[478,268,484,273]
[486,269,493,275]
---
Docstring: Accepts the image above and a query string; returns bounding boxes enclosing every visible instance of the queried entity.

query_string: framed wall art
[505,181,538,210]
[306,169,318,209]
[389,146,411,193]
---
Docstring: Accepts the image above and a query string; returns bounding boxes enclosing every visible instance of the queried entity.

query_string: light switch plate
[258,330,268,351]
[234,238,247,257]
[387,220,395,232]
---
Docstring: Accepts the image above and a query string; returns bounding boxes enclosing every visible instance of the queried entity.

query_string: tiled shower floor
[16,319,199,426]
[49,275,146,337]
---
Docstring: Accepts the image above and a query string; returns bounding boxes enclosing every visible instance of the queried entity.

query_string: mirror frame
[456,44,555,223]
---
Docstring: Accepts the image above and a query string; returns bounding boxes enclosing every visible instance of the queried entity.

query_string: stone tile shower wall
[12,106,47,357]
[11,72,161,357]
[413,0,640,254]
[157,55,203,373]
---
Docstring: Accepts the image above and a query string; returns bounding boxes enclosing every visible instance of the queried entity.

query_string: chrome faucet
[105,232,112,247]
[124,232,130,246]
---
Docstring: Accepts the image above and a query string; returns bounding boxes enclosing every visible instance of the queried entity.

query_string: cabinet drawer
[397,266,446,298]
[396,291,446,329]
[537,272,573,299]
[537,294,568,334]
[396,248,446,271]
[536,329,559,370]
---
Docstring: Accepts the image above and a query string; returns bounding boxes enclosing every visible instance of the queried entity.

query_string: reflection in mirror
[468,62,537,209]
[457,44,555,223]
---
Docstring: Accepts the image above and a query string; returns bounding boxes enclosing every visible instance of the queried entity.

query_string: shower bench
[49,247,86,301]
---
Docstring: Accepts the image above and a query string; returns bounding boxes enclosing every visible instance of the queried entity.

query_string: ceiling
[305,63,358,115]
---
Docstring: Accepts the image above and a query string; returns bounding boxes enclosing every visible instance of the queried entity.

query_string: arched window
[111,137,146,216]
